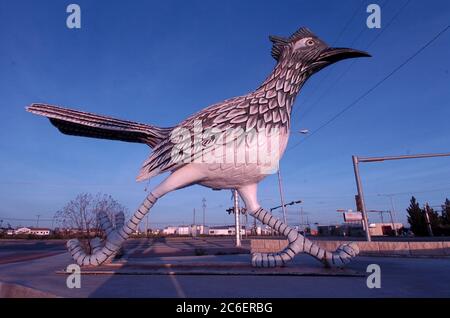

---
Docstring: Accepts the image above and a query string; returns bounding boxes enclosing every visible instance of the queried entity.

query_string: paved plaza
[0,238,449,297]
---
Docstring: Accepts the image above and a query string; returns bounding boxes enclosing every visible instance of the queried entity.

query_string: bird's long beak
[318,47,371,65]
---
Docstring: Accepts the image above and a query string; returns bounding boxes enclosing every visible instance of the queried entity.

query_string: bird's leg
[249,208,359,268]
[67,192,157,266]
[238,184,359,268]
[67,165,205,266]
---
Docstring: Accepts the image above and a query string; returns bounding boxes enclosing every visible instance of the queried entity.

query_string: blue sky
[0,0,449,229]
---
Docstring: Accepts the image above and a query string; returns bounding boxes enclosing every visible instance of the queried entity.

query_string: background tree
[424,204,441,236]
[407,196,427,236]
[438,198,450,235]
[54,193,128,238]
[441,198,450,225]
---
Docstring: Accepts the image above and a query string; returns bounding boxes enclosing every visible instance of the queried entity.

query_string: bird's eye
[294,37,316,50]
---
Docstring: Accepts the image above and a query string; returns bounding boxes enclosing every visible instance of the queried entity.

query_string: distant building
[161,225,210,236]
[368,223,403,236]
[209,225,245,236]
[317,223,403,237]
[176,226,191,236]
[162,226,178,235]
[14,227,32,235]
[31,228,51,236]
[256,225,275,236]
[192,225,209,236]
[14,227,51,236]
[54,227,86,235]
[150,228,161,235]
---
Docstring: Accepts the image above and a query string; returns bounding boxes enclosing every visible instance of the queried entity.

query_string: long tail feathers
[27,103,172,148]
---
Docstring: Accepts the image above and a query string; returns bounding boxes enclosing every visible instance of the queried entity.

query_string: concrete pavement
[0,239,66,265]
[1,238,449,297]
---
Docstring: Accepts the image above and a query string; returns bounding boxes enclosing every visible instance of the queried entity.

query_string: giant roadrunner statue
[27,27,370,268]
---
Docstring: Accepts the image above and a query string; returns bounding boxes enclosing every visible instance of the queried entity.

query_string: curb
[251,239,450,258]
[55,266,364,277]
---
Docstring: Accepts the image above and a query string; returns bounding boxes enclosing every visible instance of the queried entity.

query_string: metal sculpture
[27,27,370,268]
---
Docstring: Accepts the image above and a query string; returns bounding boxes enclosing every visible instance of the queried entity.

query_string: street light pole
[233,189,241,247]
[352,156,371,242]
[202,198,206,232]
[377,194,400,236]
[192,208,197,237]
[275,130,309,227]
[277,169,288,225]
[368,209,397,236]
[388,195,398,236]
[388,210,396,236]
[300,207,304,232]
[245,212,248,239]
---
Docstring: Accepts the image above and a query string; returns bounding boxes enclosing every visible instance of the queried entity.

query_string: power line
[0,217,54,221]
[376,187,450,197]
[288,24,450,152]
[365,0,411,50]
[331,0,366,45]
[291,0,367,117]
[295,0,408,123]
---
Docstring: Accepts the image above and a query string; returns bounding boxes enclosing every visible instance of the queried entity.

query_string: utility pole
[306,216,310,233]
[277,169,288,224]
[352,156,371,241]
[378,194,399,236]
[300,207,304,232]
[368,209,398,236]
[145,214,149,238]
[424,203,434,237]
[233,189,241,247]
[202,198,206,233]
[388,195,398,236]
[388,210,396,236]
[192,208,197,237]
[276,129,309,227]
[36,214,41,228]
[245,211,248,239]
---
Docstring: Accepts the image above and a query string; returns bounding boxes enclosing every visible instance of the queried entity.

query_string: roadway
[0,237,449,297]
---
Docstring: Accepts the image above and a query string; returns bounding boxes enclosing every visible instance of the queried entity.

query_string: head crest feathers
[289,27,316,41]
[269,27,317,60]
[269,35,289,60]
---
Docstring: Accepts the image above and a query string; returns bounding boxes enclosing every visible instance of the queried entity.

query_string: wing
[136,88,291,181]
